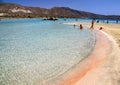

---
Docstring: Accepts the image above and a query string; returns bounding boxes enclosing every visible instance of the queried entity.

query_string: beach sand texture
[62,22,120,85]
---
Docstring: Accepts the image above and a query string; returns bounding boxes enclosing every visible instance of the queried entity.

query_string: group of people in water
[74,19,103,30]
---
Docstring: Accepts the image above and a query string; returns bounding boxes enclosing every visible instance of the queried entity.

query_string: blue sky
[1,0,120,15]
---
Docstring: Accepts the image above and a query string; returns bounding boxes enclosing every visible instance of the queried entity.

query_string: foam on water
[0,18,96,84]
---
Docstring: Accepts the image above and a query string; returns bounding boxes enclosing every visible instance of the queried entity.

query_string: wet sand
[61,22,120,85]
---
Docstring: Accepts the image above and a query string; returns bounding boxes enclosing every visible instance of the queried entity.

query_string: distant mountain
[0,2,120,19]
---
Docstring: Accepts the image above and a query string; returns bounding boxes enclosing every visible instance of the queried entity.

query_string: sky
[0,0,120,15]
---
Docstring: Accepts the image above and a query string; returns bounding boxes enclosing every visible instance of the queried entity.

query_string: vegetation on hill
[0,2,120,19]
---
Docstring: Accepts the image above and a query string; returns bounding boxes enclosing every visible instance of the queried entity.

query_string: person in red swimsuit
[80,24,83,30]
[99,27,103,30]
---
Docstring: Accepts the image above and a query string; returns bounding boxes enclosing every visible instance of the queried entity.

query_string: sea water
[0,18,96,84]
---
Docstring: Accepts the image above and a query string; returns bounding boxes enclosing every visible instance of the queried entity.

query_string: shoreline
[74,30,115,85]
[1,19,120,84]
[65,22,120,47]
[59,30,113,85]
[60,22,120,85]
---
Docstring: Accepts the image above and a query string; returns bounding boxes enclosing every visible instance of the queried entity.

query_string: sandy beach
[1,1,120,85]
[61,22,120,85]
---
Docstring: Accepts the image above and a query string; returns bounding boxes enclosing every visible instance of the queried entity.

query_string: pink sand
[60,30,112,85]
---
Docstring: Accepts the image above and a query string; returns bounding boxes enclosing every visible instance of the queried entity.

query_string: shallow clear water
[0,18,96,84]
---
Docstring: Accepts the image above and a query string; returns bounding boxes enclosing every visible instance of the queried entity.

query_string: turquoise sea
[0,18,96,84]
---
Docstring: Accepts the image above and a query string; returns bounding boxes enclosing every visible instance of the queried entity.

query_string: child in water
[80,24,83,30]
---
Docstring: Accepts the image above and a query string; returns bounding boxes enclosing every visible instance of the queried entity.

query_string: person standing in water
[80,24,83,30]
[107,20,109,24]
[116,19,119,24]
[73,24,76,28]
[90,19,95,29]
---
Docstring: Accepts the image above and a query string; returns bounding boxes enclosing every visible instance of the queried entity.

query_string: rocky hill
[0,2,120,19]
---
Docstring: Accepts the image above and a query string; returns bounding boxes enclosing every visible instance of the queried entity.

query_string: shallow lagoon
[0,18,96,84]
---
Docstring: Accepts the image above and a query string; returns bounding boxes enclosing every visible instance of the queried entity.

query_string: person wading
[80,24,83,30]
[90,19,95,29]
